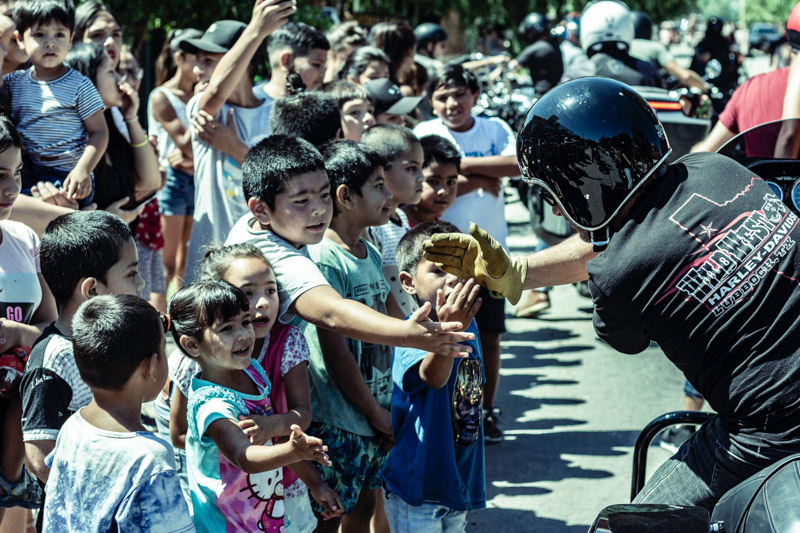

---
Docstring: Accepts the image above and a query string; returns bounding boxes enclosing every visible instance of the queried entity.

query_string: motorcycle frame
[630,410,715,501]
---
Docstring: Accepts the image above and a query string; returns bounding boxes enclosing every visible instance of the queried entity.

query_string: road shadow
[468,508,588,533]
[503,327,580,342]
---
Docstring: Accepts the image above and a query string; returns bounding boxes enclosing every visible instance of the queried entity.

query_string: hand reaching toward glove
[423,223,528,304]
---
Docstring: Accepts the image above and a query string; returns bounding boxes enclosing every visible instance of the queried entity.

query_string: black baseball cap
[179,20,247,55]
[364,79,423,116]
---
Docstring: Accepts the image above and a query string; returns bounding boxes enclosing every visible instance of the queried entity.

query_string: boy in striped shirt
[4,0,108,206]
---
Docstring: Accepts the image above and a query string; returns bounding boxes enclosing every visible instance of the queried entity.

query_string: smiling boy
[5,0,108,205]
[402,134,459,228]
[414,64,520,443]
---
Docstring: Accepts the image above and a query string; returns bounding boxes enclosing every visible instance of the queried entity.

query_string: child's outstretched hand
[406,302,475,357]
[289,424,331,466]
[435,278,482,333]
[308,481,344,520]
[238,414,283,445]
[252,0,296,37]
[62,166,92,200]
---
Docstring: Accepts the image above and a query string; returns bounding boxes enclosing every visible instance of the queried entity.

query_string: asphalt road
[465,196,699,532]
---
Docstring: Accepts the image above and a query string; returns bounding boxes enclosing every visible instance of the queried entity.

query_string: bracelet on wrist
[124,116,138,122]
[130,138,149,148]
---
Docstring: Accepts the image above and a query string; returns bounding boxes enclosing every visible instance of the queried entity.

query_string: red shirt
[719,67,789,134]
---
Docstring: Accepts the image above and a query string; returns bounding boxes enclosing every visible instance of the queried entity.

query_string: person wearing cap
[363,78,422,126]
[182,0,295,284]
[692,2,800,154]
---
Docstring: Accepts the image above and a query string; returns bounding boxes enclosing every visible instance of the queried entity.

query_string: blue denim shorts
[157,166,194,216]
[683,379,704,399]
[384,491,468,533]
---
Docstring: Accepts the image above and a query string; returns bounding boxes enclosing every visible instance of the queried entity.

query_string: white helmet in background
[580,0,634,53]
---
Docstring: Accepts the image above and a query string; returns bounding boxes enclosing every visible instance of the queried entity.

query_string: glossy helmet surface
[516,77,671,236]
[519,12,551,44]
[632,11,654,40]
[414,22,448,48]
[580,0,635,52]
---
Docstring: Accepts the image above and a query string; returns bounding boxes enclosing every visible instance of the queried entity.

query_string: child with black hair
[183,0,295,284]
[339,45,390,86]
[42,294,193,532]
[298,140,392,531]
[21,211,145,487]
[362,124,424,318]
[382,221,485,533]
[260,21,329,100]
[320,80,375,142]
[269,91,342,147]
[402,134,459,228]
[414,64,520,443]
[324,21,366,83]
[162,243,344,530]
[168,280,330,532]
[6,0,108,206]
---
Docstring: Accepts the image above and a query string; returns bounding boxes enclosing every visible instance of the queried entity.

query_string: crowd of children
[0,0,527,531]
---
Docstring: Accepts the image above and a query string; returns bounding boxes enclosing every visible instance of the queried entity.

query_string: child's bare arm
[200,0,295,116]
[237,363,312,443]
[315,327,392,437]
[419,279,482,389]
[150,90,193,158]
[207,420,329,474]
[460,155,519,178]
[289,460,344,520]
[24,440,54,483]
[169,387,189,449]
[455,174,502,197]
[292,285,474,354]
[63,110,108,200]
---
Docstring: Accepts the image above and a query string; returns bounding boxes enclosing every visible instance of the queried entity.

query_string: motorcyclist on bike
[692,1,800,153]
[690,16,741,106]
[580,0,664,87]
[629,10,707,90]
[422,76,800,512]
[510,12,563,98]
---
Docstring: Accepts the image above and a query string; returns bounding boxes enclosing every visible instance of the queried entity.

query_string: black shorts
[475,287,506,334]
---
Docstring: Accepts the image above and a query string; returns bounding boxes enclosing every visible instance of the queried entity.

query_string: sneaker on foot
[658,425,695,454]
[515,291,551,318]
[0,468,43,509]
[483,408,503,444]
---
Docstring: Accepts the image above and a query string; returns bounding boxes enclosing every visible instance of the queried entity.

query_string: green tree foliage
[740,0,796,25]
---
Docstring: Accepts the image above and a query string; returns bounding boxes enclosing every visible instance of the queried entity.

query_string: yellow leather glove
[423,223,528,305]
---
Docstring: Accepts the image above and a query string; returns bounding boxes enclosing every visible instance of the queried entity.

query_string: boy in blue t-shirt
[381,220,486,532]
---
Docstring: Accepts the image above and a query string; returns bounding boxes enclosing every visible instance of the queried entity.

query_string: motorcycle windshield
[717,118,800,159]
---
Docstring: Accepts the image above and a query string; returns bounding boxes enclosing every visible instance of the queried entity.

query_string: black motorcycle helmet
[632,11,654,40]
[414,22,448,51]
[706,16,725,38]
[517,77,672,247]
[519,12,551,44]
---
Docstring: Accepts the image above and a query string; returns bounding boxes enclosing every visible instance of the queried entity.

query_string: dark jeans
[634,416,799,511]
[22,163,95,207]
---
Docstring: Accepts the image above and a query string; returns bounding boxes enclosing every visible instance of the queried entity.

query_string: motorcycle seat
[710,453,800,533]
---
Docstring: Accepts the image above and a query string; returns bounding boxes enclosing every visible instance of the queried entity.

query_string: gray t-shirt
[225,214,329,324]
[305,237,393,436]
[629,39,674,69]
[184,94,273,283]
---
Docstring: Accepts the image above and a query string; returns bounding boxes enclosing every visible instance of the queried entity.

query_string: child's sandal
[0,467,43,509]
